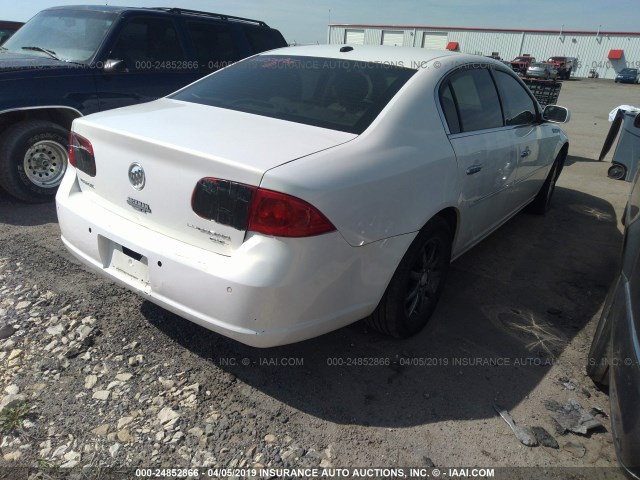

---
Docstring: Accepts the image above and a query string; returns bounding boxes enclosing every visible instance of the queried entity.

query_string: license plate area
[99,236,150,291]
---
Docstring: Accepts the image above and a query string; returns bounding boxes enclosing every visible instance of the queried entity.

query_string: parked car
[0,20,22,45]
[614,68,640,84]
[0,6,286,203]
[510,55,536,75]
[547,56,577,80]
[526,62,558,80]
[56,45,570,348]
[587,164,640,479]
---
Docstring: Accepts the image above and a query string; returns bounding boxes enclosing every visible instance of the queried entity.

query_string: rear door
[182,20,243,76]
[439,66,515,245]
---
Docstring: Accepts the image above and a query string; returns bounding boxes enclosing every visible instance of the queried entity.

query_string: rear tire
[367,217,452,338]
[0,120,69,203]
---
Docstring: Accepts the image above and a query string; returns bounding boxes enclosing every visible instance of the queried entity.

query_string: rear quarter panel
[260,67,460,248]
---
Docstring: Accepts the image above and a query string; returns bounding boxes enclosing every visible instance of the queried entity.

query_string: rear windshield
[548,57,565,62]
[171,55,417,134]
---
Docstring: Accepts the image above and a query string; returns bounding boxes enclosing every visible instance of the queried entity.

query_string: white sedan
[56,45,570,347]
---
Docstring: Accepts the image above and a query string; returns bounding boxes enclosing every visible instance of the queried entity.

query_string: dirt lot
[0,78,637,479]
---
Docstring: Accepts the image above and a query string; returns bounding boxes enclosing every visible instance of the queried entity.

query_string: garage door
[382,30,404,46]
[345,29,365,45]
[422,32,448,49]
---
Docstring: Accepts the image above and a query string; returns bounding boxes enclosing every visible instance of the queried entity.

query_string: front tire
[526,153,562,214]
[0,120,69,203]
[367,217,452,338]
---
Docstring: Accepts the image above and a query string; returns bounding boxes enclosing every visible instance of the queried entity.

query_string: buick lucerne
[56,45,570,347]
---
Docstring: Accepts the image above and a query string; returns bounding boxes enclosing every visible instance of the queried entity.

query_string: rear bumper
[55,172,413,347]
[527,71,550,78]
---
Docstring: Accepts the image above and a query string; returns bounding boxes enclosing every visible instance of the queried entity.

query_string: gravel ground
[0,79,635,479]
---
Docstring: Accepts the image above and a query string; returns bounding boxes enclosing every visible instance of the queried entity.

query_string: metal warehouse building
[327,24,640,79]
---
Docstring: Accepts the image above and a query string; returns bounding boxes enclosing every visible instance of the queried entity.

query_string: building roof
[329,23,640,36]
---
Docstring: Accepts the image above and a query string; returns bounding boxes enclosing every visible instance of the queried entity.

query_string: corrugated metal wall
[328,25,640,79]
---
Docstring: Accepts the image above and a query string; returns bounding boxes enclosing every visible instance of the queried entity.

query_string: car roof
[41,5,270,27]
[257,44,482,68]
[43,5,131,14]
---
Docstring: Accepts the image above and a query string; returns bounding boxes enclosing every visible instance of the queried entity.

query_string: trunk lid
[72,98,356,255]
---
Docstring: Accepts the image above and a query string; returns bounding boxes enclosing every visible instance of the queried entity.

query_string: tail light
[192,178,335,238]
[247,188,335,237]
[68,132,96,177]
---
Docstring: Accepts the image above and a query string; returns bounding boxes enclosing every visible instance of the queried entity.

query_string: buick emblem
[128,163,145,191]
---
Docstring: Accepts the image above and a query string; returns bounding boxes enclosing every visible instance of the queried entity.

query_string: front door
[94,16,200,111]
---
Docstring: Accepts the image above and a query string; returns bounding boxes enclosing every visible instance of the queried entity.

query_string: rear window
[185,21,239,67]
[242,27,287,53]
[171,55,417,134]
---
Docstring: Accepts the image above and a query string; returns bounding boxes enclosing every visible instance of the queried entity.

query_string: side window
[186,21,239,70]
[448,68,503,132]
[243,27,286,53]
[109,17,185,70]
[439,82,461,134]
[494,71,537,126]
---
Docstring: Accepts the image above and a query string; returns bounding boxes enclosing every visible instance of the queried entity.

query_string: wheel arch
[433,206,459,245]
[556,141,569,178]
[0,107,83,136]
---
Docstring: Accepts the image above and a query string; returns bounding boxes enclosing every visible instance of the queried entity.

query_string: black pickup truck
[0,6,286,202]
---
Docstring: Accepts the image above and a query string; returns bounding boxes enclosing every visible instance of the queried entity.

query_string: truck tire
[0,120,69,203]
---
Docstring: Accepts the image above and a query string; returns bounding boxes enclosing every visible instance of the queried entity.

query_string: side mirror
[103,59,126,73]
[543,105,570,124]
[634,112,640,128]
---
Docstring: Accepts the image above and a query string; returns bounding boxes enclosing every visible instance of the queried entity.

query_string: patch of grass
[36,458,64,480]
[0,402,30,433]
[36,458,60,471]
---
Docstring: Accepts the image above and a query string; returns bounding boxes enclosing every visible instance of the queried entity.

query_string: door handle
[520,147,531,158]
[466,164,483,175]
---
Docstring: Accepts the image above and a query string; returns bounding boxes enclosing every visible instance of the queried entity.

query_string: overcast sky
[4,0,639,44]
